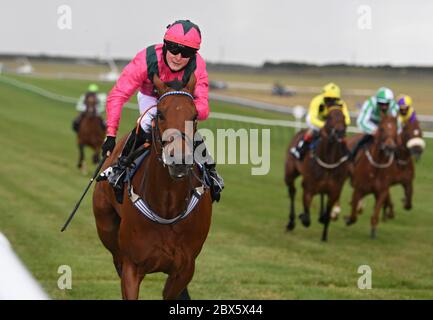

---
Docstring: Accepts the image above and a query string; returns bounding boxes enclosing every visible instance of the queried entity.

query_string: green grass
[1,74,433,299]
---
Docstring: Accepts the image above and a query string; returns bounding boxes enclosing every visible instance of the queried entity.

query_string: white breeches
[305,114,321,132]
[137,92,158,132]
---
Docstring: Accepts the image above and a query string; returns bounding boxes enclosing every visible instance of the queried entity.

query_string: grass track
[1,75,433,299]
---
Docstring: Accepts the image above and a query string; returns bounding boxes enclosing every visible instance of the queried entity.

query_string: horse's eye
[157,111,165,121]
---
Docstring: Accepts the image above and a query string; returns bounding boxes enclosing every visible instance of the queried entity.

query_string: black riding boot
[290,139,310,160]
[350,134,374,160]
[97,127,150,203]
[72,113,84,132]
[194,137,224,202]
[206,162,224,202]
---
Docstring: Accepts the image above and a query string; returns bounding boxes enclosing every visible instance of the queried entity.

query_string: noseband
[151,91,196,165]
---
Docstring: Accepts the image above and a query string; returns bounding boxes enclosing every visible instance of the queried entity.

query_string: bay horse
[382,116,425,219]
[345,115,399,238]
[284,108,350,242]
[77,93,105,172]
[92,74,213,300]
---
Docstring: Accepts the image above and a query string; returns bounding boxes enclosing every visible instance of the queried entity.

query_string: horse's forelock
[327,108,345,128]
[158,93,197,125]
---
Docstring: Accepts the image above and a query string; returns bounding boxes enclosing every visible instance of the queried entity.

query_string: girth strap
[129,185,205,225]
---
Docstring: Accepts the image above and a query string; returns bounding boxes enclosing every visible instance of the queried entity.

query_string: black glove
[102,136,116,157]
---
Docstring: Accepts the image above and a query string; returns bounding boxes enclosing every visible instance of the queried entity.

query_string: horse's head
[402,118,425,161]
[375,115,399,156]
[322,107,346,143]
[84,92,98,115]
[152,74,198,179]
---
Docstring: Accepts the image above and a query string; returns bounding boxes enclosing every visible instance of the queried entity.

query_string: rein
[128,90,207,225]
[313,153,349,169]
[365,149,394,168]
[312,119,349,169]
[397,159,409,166]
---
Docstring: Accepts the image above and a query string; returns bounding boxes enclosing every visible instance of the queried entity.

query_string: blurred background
[1,0,433,299]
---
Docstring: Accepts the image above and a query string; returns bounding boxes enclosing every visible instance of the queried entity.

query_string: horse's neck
[369,138,389,160]
[143,149,191,219]
[316,137,345,161]
[397,132,411,160]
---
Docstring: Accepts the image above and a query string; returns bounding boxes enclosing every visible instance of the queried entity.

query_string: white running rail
[0,233,49,300]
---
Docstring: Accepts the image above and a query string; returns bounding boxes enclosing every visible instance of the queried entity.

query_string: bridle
[151,91,196,166]
[313,109,349,169]
[365,120,397,168]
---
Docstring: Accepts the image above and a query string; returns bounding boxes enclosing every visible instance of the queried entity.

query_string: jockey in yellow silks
[291,82,351,160]
[397,94,416,125]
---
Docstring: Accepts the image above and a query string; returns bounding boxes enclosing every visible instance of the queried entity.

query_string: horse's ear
[153,74,169,96]
[184,73,196,95]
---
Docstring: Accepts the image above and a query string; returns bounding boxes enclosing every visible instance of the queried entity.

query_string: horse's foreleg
[121,259,143,300]
[286,182,296,231]
[403,180,413,211]
[77,144,84,169]
[382,193,394,221]
[163,263,195,300]
[92,147,100,164]
[318,193,325,223]
[321,192,339,242]
[178,288,191,300]
[371,190,389,239]
[346,189,363,226]
[330,201,341,221]
[299,191,312,228]
[93,183,122,277]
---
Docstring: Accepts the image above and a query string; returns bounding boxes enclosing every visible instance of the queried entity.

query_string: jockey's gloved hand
[102,136,116,156]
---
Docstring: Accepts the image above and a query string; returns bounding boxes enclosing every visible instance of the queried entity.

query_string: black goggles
[164,41,197,58]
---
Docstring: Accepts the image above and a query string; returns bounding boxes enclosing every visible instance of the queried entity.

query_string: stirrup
[290,147,301,160]
[208,170,224,202]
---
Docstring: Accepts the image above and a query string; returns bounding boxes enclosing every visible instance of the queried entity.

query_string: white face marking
[176,106,181,111]
[413,129,420,136]
[387,123,392,129]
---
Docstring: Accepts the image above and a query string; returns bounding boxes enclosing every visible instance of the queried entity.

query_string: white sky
[1,0,433,66]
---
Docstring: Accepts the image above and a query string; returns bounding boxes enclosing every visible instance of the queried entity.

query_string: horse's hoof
[318,213,326,225]
[330,212,339,221]
[299,213,311,228]
[286,221,295,231]
[370,228,377,239]
[404,203,412,211]
[178,288,191,300]
[344,216,356,226]
[321,236,328,242]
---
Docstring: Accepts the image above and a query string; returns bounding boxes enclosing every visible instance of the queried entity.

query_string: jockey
[290,82,351,160]
[72,83,106,132]
[397,94,417,125]
[350,87,400,159]
[99,20,224,202]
